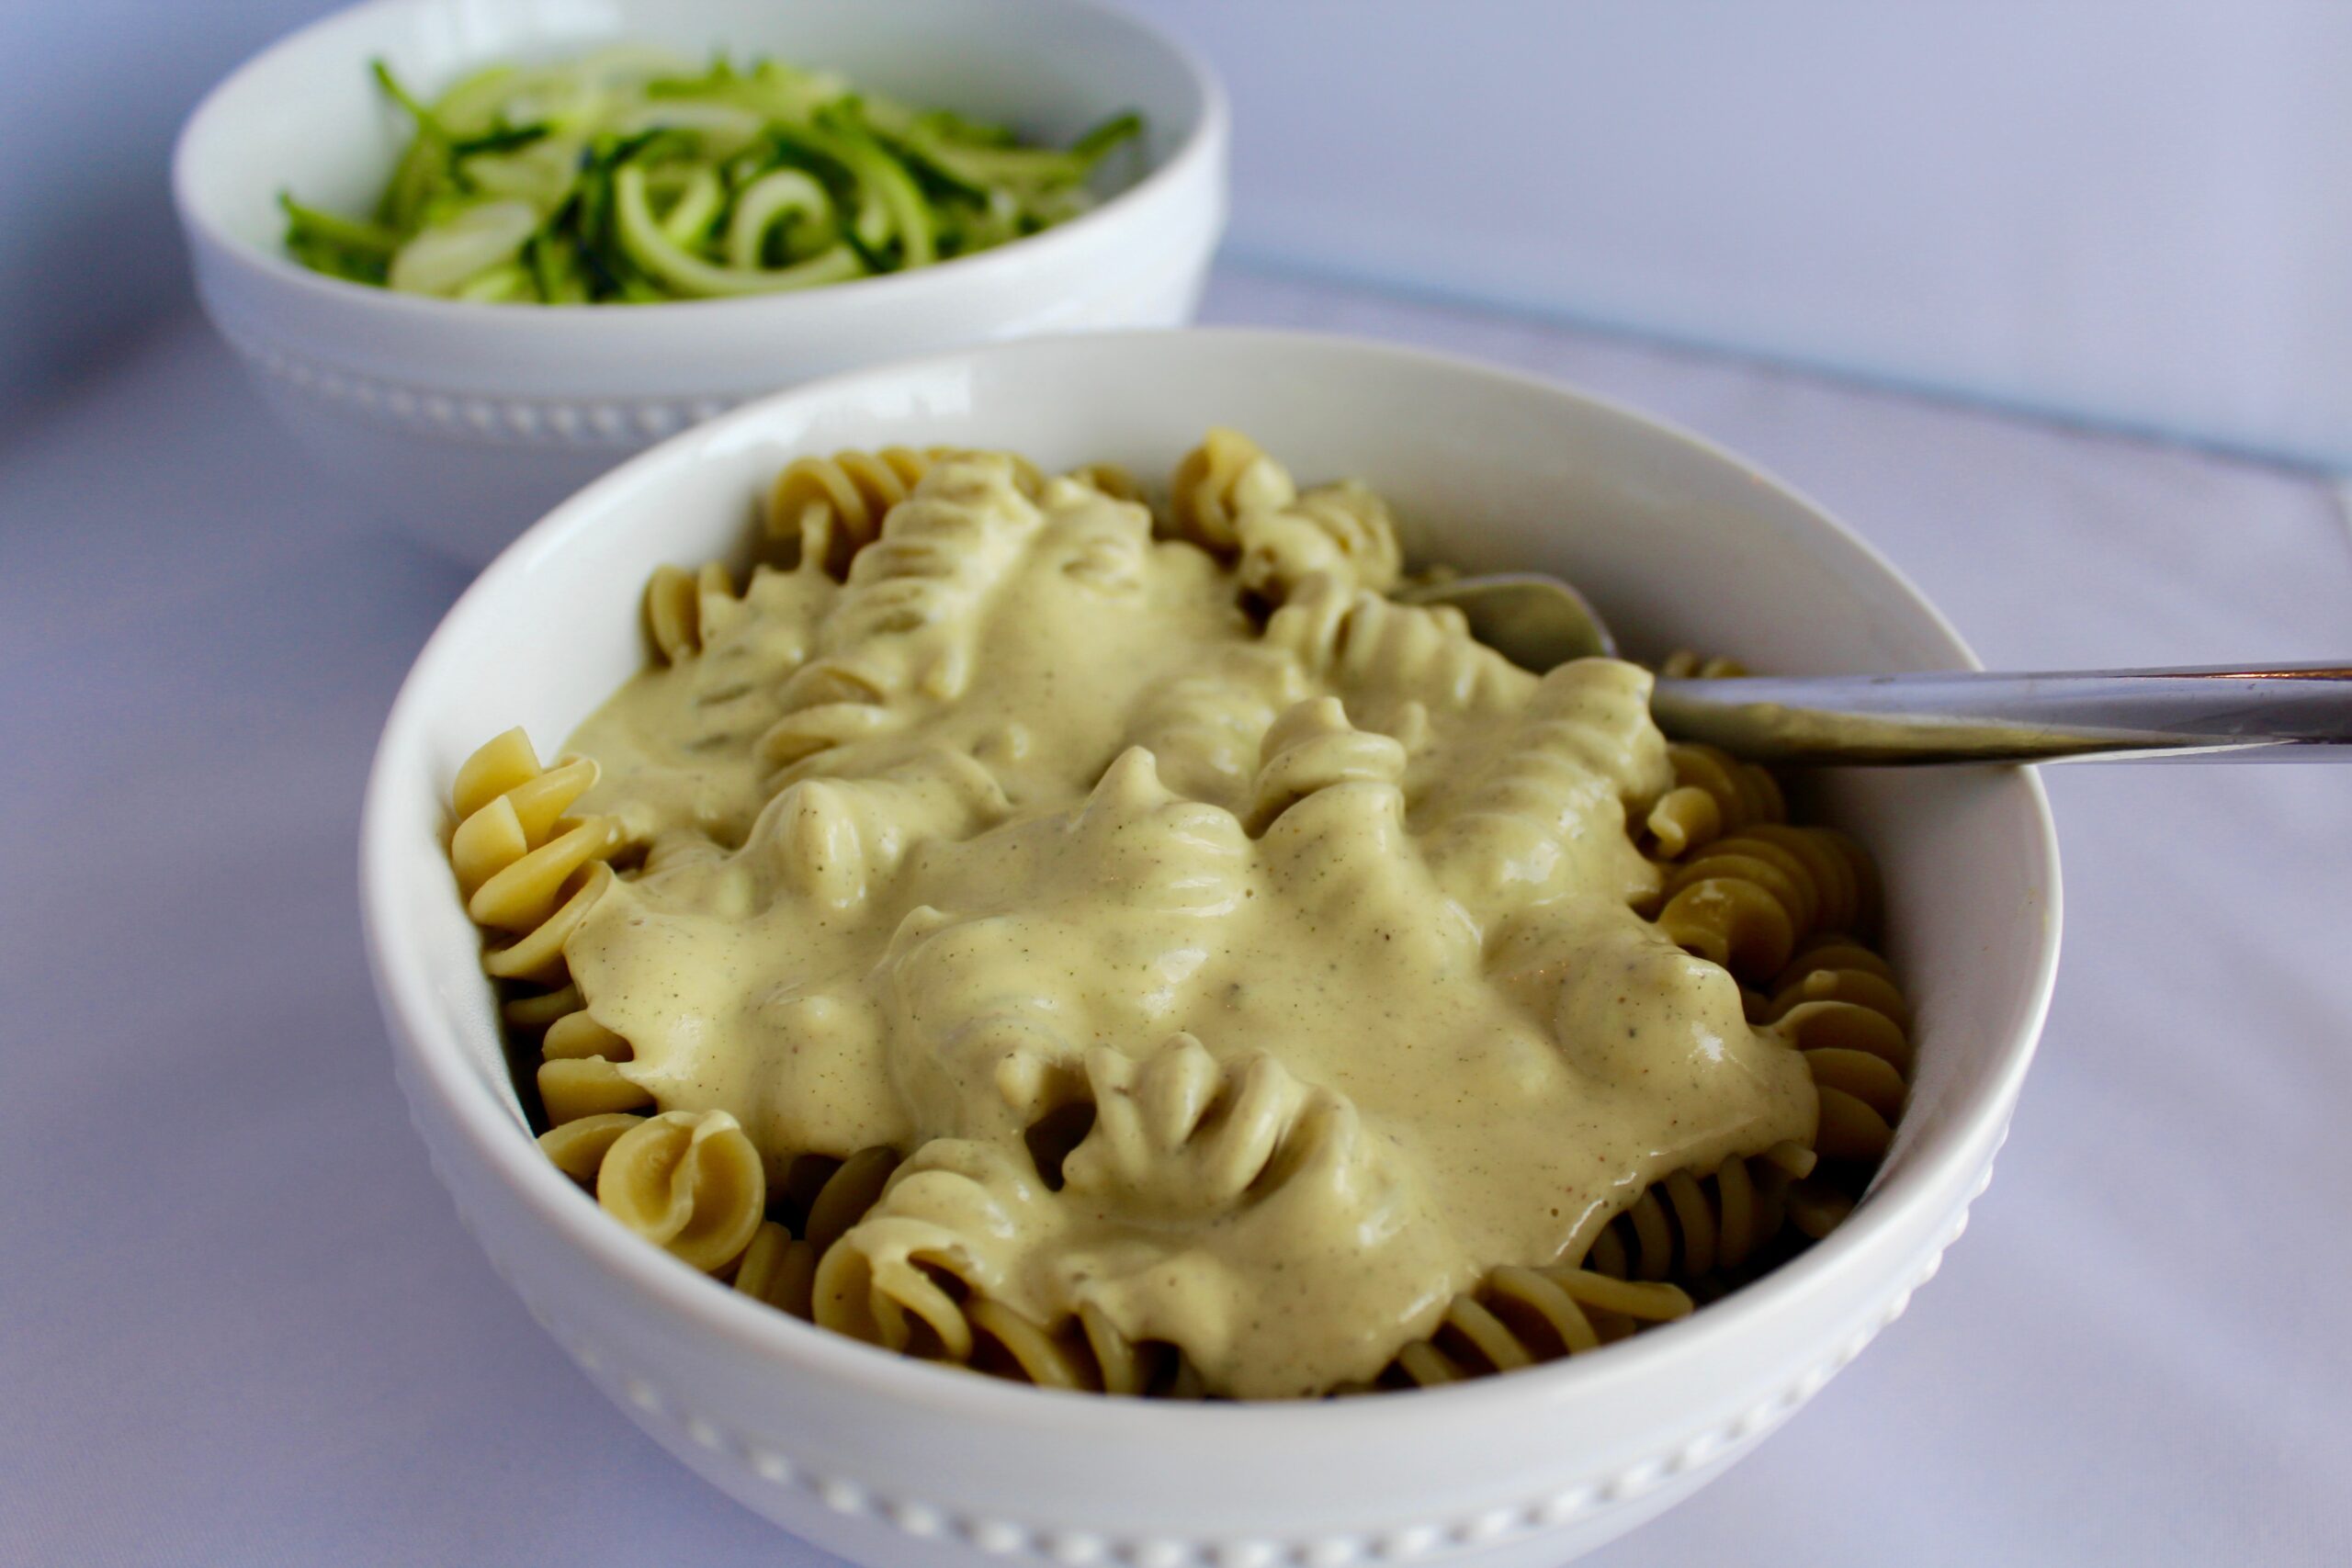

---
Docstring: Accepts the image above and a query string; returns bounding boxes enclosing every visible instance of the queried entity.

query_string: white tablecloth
[5,268,2347,1567]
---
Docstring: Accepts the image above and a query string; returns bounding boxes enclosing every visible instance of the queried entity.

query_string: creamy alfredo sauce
[562,454,1815,1398]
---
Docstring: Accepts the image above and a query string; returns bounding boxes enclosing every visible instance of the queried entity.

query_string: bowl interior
[369,328,2057,1406]
[181,0,1206,263]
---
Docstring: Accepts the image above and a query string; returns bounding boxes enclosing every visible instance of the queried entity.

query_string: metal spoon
[1394,574,2352,763]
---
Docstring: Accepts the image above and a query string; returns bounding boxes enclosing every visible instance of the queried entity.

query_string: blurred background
[4,5,2346,1567]
[6,0,2350,465]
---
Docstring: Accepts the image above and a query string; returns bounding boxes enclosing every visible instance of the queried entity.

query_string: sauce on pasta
[542,446,1818,1398]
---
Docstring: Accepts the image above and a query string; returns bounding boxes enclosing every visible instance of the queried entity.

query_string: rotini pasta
[537,1007,654,1125]
[767,446,1046,579]
[1579,1143,1815,1287]
[448,728,647,1134]
[1246,696,1408,834]
[1419,656,1671,917]
[755,456,1049,773]
[1654,825,1881,981]
[1765,938,1915,1230]
[1062,462,1145,505]
[734,1146,902,1319]
[1264,577,1526,722]
[643,560,742,664]
[1167,426,1296,554]
[769,1135,1207,1395]
[537,1108,765,1273]
[449,728,623,986]
[808,1138,1046,1363]
[1644,741,1785,858]
[1658,649,1751,680]
[963,1300,1208,1397]
[1380,1267,1694,1389]
[447,434,1916,1401]
[1120,652,1306,811]
[1058,1035,1326,1213]
[1236,480,1404,604]
[537,1111,647,1183]
[1638,719,1916,1258]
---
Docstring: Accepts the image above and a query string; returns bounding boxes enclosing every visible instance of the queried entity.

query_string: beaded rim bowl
[361,328,2061,1568]
[172,0,1230,560]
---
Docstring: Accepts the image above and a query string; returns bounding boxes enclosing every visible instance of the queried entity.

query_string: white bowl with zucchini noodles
[174,0,1227,564]
[362,330,2061,1567]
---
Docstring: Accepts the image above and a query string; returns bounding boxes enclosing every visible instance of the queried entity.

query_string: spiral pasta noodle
[1595,959,1911,1275]
[1658,649,1750,680]
[537,1111,646,1183]
[736,1055,1283,1400]
[1236,480,1404,603]
[964,1301,1210,1396]
[757,458,1044,771]
[1246,696,1408,834]
[808,1038,1344,1393]
[1654,824,1880,981]
[1120,651,1303,810]
[1266,577,1528,724]
[1644,741,1785,859]
[805,1148,1209,1396]
[1062,462,1145,505]
[764,1208,1208,1393]
[1167,426,1297,554]
[804,1134,1210,1396]
[1420,658,1668,916]
[795,1174,1205,1395]
[1059,1035,1335,1213]
[449,729,625,1042]
[534,1000,654,1125]
[449,728,625,986]
[734,1145,903,1319]
[808,1139,1051,1365]
[767,446,1046,578]
[1764,939,1915,1235]
[1645,651,1774,858]
[1165,427,1403,604]
[1578,1142,1817,1289]
[447,728,650,1126]
[537,1109,766,1274]
[1632,671,1915,1275]
[1380,1266,1694,1389]
[643,560,745,664]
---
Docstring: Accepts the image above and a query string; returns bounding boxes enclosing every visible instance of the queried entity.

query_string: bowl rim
[171,0,1229,326]
[361,325,2063,1433]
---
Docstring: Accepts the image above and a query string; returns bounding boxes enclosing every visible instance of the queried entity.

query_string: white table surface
[5,266,2347,1567]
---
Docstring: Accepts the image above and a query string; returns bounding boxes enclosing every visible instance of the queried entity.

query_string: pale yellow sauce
[562,456,1815,1398]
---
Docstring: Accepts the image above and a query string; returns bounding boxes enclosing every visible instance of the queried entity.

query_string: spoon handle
[1650,663,2352,763]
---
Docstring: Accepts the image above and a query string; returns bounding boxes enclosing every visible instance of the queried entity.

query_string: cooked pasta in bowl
[363,331,2060,1565]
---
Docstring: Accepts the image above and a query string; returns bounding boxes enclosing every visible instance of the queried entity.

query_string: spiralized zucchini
[280,48,1144,302]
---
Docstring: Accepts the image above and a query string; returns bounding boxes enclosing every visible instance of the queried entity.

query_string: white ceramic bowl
[362,331,2061,1568]
[174,0,1227,564]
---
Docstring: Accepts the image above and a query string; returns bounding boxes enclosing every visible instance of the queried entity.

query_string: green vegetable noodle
[280,46,1146,303]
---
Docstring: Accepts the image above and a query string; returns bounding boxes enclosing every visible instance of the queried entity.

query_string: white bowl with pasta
[173,0,1227,565]
[361,329,2061,1567]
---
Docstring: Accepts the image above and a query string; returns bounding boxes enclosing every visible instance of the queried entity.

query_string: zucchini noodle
[280,48,1144,302]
